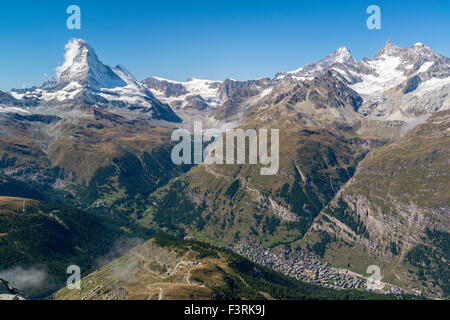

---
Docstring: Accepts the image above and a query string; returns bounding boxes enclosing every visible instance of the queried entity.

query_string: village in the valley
[233,243,407,295]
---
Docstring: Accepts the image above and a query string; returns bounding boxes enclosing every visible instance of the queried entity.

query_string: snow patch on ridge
[413,77,450,96]
[350,55,405,95]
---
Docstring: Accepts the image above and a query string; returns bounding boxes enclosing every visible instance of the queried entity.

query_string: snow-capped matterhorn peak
[56,38,126,90]
[274,45,356,80]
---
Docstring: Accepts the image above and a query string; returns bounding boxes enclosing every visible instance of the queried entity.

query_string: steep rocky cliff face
[307,110,450,297]
[275,41,450,121]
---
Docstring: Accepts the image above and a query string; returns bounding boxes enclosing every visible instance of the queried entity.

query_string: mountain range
[0,38,448,299]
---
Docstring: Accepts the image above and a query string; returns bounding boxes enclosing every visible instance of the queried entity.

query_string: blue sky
[0,0,449,90]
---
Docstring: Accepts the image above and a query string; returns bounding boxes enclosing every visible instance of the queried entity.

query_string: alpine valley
[0,39,448,300]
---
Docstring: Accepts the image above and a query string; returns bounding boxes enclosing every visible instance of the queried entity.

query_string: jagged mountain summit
[276,40,450,121]
[6,39,180,122]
